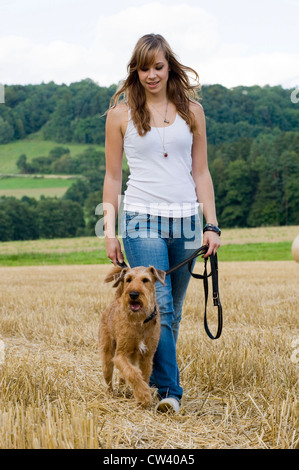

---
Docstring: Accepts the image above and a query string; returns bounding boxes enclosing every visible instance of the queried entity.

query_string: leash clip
[213,292,219,305]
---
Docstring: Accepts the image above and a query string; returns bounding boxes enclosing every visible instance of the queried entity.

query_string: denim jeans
[121,211,201,401]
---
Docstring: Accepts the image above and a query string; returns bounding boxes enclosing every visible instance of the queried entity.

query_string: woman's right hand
[105,236,124,266]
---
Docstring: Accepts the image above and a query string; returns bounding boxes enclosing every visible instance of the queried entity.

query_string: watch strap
[203,223,221,236]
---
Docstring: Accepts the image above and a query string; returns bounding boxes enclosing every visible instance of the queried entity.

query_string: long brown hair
[109,34,201,136]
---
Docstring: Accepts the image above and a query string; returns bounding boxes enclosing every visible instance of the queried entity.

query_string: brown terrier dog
[99,264,165,407]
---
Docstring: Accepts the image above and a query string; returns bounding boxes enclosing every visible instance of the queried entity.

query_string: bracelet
[203,223,221,236]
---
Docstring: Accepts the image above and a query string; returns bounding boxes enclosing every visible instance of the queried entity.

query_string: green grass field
[0,132,104,174]
[0,241,294,266]
[0,226,298,266]
[0,134,104,198]
[0,175,77,198]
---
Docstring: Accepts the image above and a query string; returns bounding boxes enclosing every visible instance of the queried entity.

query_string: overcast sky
[1,0,298,88]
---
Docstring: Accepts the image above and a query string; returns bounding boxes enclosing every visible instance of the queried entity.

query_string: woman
[103,34,220,413]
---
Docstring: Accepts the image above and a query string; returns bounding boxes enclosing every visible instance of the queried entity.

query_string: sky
[0,0,299,89]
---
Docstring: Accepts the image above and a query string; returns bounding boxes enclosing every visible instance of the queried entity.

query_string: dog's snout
[129,291,140,300]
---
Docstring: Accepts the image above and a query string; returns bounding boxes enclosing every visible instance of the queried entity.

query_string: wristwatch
[203,223,221,237]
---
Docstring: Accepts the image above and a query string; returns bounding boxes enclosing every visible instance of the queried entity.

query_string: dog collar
[143,305,157,324]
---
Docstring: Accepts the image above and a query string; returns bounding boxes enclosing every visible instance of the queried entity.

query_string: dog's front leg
[101,357,114,391]
[113,353,152,406]
[99,337,115,391]
[139,353,154,385]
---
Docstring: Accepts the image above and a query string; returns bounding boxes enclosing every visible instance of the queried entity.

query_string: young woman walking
[103,33,220,413]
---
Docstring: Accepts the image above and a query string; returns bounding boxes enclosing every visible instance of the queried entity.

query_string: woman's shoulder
[107,102,129,122]
[106,103,130,136]
[189,99,204,115]
[188,100,205,135]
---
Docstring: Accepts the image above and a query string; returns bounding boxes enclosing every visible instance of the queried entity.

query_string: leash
[165,244,223,340]
[116,244,223,339]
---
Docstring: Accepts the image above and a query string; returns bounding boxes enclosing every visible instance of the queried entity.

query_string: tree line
[1,80,298,146]
[0,196,85,241]
[0,80,298,240]
[16,145,105,175]
[0,79,116,145]
[0,146,129,241]
[209,130,299,227]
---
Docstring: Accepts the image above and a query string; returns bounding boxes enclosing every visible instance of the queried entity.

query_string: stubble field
[0,258,298,449]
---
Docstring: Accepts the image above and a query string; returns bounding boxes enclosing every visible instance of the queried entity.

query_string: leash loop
[166,244,223,340]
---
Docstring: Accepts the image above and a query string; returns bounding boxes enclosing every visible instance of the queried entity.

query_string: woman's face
[137,49,170,96]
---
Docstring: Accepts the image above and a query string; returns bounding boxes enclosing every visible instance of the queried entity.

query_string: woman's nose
[148,68,157,78]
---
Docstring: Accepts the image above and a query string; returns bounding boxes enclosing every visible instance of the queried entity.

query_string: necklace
[155,125,168,158]
[149,101,169,157]
[148,101,170,124]
[151,114,168,158]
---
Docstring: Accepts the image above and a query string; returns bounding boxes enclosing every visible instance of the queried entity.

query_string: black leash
[166,244,223,340]
[116,244,223,339]
[189,247,222,340]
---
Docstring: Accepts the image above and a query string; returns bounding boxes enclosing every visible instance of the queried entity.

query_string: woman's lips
[147,81,160,88]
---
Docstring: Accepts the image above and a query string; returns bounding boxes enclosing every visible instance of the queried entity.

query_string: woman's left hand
[202,231,221,258]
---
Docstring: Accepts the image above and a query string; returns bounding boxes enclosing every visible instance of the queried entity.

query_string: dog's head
[104,265,166,311]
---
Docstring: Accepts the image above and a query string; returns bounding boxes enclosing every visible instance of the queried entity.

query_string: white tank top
[123,110,199,217]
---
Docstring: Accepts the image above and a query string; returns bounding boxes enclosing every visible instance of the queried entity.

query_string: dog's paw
[104,385,114,396]
[140,392,152,408]
[134,384,152,407]
[118,375,126,387]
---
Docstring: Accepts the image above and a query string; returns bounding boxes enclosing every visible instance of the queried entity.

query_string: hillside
[0,81,298,241]
[1,80,298,146]
[0,131,105,174]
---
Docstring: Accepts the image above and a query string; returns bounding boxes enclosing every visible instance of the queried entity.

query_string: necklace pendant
[164,119,170,124]
[164,152,168,158]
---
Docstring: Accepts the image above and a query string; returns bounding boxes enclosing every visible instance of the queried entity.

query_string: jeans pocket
[123,212,150,239]
[125,211,139,222]
[183,214,202,249]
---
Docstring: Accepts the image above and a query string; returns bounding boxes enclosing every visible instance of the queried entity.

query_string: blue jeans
[121,211,201,401]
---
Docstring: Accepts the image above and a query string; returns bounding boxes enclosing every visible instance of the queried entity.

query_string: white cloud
[0,35,88,85]
[202,51,299,88]
[0,2,298,88]
[91,2,219,84]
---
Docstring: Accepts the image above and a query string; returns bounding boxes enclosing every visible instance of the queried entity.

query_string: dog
[99,264,165,407]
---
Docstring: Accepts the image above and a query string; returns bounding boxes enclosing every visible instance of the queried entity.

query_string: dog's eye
[126,277,132,283]
[142,278,149,283]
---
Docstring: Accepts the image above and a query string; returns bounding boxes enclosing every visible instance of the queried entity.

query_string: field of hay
[0,258,298,449]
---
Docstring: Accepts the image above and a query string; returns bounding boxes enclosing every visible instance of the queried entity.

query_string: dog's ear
[149,266,166,285]
[104,265,122,283]
[112,267,128,288]
[104,266,128,287]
